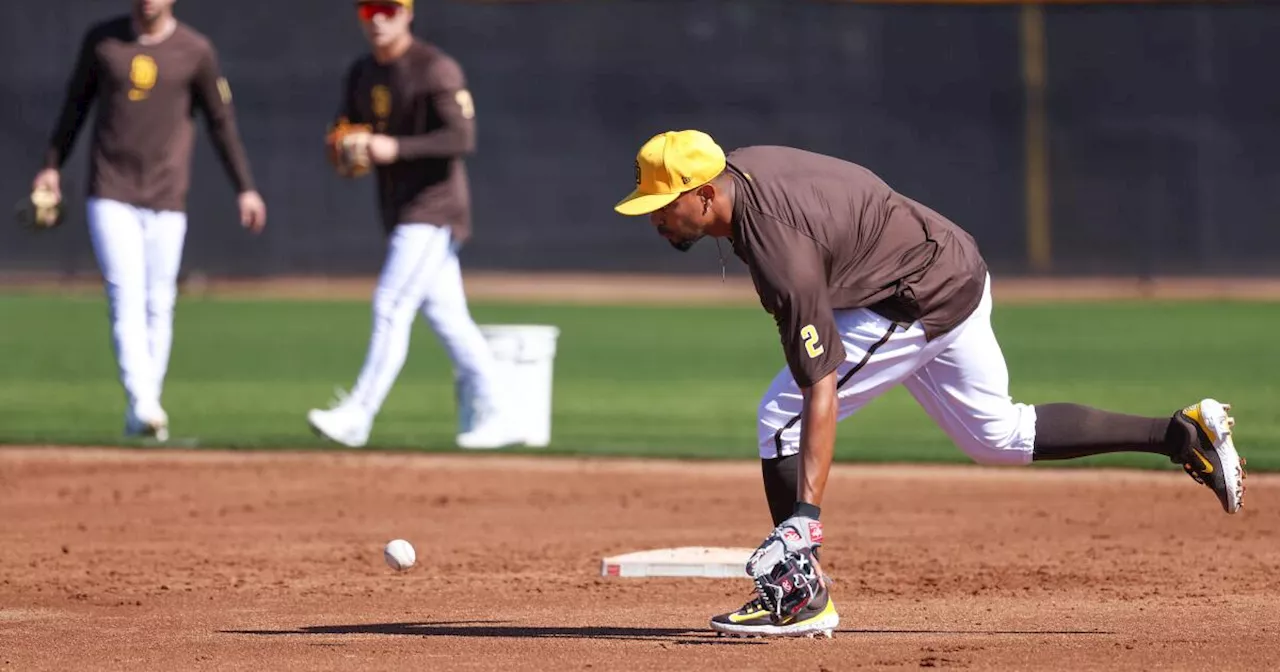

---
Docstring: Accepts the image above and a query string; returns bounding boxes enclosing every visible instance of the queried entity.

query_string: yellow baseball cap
[614,130,726,216]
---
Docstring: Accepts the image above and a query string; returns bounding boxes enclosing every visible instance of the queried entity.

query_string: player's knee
[372,293,417,327]
[146,290,177,318]
[961,412,1034,466]
[757,401,795,459]
[756,396,775,426]
[420,301,458,331]
[756,369,807,459]
[106,288,145,322]
[756,397,779,434]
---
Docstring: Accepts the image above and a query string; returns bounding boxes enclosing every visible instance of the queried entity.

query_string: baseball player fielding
[614,130,1245,638]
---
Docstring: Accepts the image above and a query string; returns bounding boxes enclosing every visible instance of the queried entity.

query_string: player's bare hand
[32,169,62,202]
[368,135,399,165]
[238,190,267,235]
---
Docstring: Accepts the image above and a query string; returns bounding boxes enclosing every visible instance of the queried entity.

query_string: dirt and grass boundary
[5,271,1280,305]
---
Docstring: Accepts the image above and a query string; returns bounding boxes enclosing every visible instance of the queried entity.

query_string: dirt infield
[1,447,1276,670]
[6,271,1280,304]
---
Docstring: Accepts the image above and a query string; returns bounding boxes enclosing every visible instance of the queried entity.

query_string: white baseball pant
[344,223,500,419]
[758,274,1038,465]
[86,197,187,417]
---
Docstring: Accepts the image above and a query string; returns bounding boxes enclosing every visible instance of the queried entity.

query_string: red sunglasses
[357,2,402,22]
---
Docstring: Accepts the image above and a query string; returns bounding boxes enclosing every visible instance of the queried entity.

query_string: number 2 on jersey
[801,324,824,359]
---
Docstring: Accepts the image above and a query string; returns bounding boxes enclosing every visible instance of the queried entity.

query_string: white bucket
[477,324,561,448]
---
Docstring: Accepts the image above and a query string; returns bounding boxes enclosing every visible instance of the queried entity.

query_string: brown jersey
[727,146,989,388]
[337,40,475,239]
[43,17,256,212]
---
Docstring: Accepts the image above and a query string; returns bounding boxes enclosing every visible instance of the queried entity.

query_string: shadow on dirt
[223,620,765,645]
[842,628,1115,636]
[225,620,1113,642]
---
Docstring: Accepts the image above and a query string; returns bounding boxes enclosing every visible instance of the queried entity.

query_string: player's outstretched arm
[741,221,843,589]
[747,223,845,514]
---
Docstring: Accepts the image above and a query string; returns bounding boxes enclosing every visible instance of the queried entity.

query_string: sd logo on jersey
[371,85,391,131]
[128,54,157,101]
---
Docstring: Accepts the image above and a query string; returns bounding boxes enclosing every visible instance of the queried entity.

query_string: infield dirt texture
[1,273,1277,670]
[2,448,1277,670]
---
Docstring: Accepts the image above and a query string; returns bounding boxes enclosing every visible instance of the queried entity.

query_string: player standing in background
[32,0,267,442]
[614,130,1246,638]
[307,0,517,450]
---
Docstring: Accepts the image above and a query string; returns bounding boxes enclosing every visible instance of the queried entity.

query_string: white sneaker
[455,402,522,450]
[307,390,372,448]
[125,404,169,442]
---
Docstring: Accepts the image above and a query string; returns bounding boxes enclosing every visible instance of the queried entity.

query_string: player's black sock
[1031,403,1184,461]
[761,453,799,527]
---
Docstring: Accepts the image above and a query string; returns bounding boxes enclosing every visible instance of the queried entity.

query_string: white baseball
[384,539,416,571]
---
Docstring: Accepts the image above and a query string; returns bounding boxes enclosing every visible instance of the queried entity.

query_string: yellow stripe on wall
[1020,3,1051,273]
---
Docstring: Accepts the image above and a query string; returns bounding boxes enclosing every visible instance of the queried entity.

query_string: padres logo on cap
[614,130,726,216]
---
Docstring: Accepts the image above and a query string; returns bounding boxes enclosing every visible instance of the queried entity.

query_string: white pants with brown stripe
[758,274,1037,465]
[344,223,500,419]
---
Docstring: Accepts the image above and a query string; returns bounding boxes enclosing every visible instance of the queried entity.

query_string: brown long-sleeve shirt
[337,39,475,239]
[727,146,989,388]
[44,17,256,212]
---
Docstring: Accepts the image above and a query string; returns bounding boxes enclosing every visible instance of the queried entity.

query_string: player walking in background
[308,0,517,450]
[614,130,1246,638]
[32,0,267,442]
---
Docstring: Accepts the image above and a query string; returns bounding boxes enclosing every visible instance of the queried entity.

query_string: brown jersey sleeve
[191,42,255,193]
[394,55,475,160]
[44,27,103,170]
[741,216,846,388]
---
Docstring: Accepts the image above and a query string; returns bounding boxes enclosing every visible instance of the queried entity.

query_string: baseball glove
[14,187,64,230]
[753,548,823,623]
[325,118,374,178]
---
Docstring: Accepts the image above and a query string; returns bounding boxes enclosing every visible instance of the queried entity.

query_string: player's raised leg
[1024,398,1242,513]
[903,275,1244,513]
[142,208,188,424]
[87,198,167,440]
[308,223,451,448]
[419,234,517,450]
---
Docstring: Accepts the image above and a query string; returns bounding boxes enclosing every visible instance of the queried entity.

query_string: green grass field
[1,293,1278,471]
